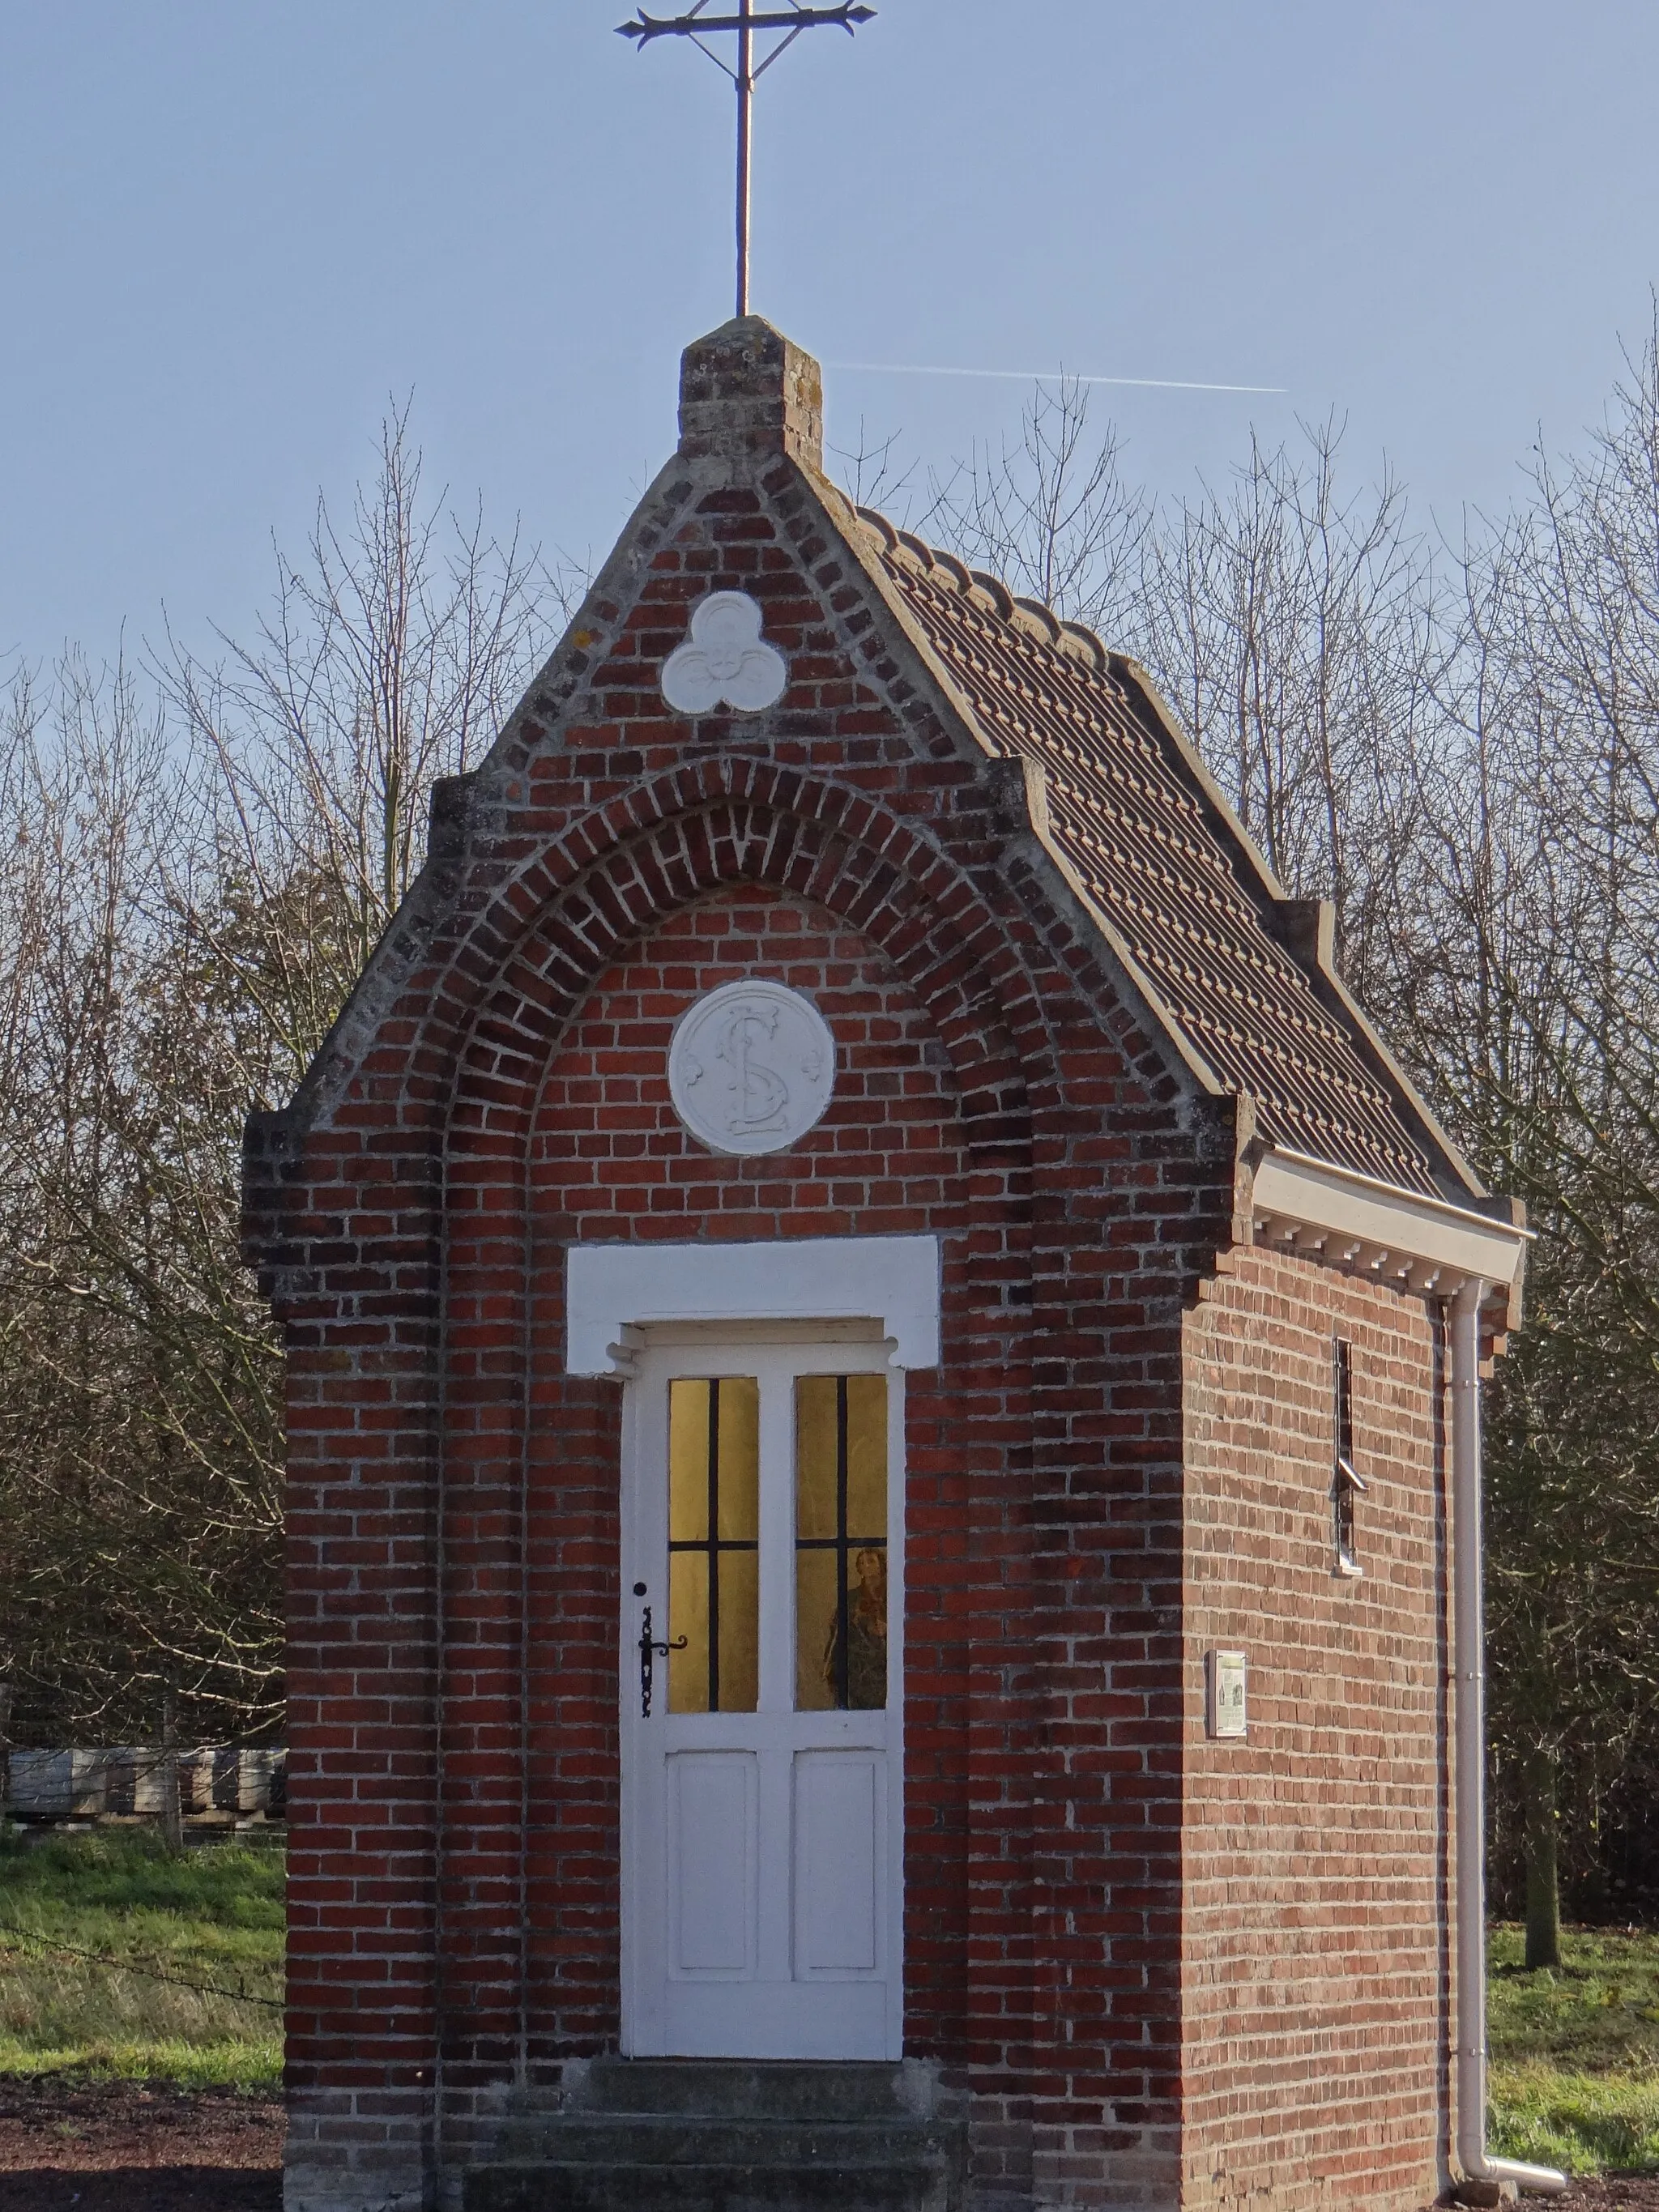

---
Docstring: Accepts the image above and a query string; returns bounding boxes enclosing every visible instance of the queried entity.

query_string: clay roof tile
[863,513,1452,1196]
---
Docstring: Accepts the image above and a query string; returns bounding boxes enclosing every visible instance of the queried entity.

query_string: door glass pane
[667,1549,710,1714]
[668,1379,710,1544]
[667,1377,760,1714]
[719,1550,760,1712]
[716,1382,760,1542]
[795,1375,888,1712]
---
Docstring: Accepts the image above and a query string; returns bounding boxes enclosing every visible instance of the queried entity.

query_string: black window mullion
[706,1379,722,1710]
[835,1376,851,1709]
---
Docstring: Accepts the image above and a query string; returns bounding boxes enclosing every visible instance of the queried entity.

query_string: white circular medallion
[668,981,836,1157]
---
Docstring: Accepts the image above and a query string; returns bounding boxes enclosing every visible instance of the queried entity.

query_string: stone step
[464,2159,950,2212]
[492,2116,955,2167]
[469,2060,965,2212]
[560,2058,926,2123]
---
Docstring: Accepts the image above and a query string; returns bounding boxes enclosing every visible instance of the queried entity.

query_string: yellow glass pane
[794,1373,889,1713]
[795,1545,889,1712]
[844,1374,887,1542]
[795,1375,841,1541]
[667,1375,757,1715]
[668,1550,710,1714]
[716,1378,759,1541]
[795,1548,839,1711]
[795,1375,888,1543]
[669,1377,758,1545]
[718,1550,760,1713]
[844,1545,889,1710]
[668,1379,711,1545]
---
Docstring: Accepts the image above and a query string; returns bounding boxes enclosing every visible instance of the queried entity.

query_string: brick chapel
[245,320,1545,2212]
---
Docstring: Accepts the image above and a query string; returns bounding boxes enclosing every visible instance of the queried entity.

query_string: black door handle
[638,1602,688,1718]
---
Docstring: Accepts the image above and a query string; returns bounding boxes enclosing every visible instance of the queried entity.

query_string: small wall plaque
[667,979,835,1157]
[660,590,788,715]
[1206,1649,1248,1739]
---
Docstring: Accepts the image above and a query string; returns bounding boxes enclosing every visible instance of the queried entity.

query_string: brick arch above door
[442,761,1060,1179]
[244,751,1198,1325]
[506,881,1029,2071]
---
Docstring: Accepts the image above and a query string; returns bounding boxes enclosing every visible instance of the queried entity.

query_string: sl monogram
[667,981,836,1157]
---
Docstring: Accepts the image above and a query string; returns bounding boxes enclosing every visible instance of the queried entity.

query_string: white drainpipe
[1450,1281,1567,2197]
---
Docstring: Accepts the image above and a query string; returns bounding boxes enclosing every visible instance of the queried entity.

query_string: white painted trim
[1449,1284,1567,2196]
[1249,1146,1529,1294]
[566,1236,941,1376]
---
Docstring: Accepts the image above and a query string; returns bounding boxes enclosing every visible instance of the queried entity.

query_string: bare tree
[0,413,575,1745]
[904,394,1442,1003]
[916,377,1148,643]
[160,403,578,1095]
[0,654,278,1739]
[2,332,1656,1961]
[1443,311,1659,1961]
[899,349,1659,1954]
[829,420,923,521]
[1132,419,1445,1006]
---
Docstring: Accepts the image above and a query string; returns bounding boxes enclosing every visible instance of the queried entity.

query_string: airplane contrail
[829,360,1287,396]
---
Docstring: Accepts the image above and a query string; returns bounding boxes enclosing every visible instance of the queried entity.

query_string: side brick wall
[1180,1248,1452,2212]
[279,1120,443,2212]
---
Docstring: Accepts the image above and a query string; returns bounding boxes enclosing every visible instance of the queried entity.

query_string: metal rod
[619,7,873,45]
[618,0,874,314]
[735,0,752,316]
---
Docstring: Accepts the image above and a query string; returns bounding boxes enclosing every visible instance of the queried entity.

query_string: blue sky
[2,0,1657,666]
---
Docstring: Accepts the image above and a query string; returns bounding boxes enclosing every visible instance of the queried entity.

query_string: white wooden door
[620,1328,903,2059]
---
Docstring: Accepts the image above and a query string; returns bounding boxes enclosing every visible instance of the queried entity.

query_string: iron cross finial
[616,2,878,320]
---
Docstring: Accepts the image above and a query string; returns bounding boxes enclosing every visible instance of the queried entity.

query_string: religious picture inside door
[667,1378,760,1712]
[795,1375,889,1711]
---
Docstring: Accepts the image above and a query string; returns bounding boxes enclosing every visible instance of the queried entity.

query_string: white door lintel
[566,1235,941,1377]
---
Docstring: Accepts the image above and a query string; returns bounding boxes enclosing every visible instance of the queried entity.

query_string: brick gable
[254,315,1492,2212]
[257,327,1244,2212]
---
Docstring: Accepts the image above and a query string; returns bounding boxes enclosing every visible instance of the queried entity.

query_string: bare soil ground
[0,2077,282,2210]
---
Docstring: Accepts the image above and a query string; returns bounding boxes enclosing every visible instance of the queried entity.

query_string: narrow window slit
[1333,1336,1366,1578]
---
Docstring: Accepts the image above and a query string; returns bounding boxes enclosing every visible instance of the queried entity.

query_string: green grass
[1,1833,1657,2169]
[1488,2063,1659,2172]
[0,1825,284,2091]
[1489,1923,1659,2172]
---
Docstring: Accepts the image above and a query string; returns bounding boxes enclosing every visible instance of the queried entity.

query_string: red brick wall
[1180,1247,1450,2212]
[258,448,1241,2211]
[441,864,1226,2209]
[280,1144,444,2212]
[518,887,983,2055]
